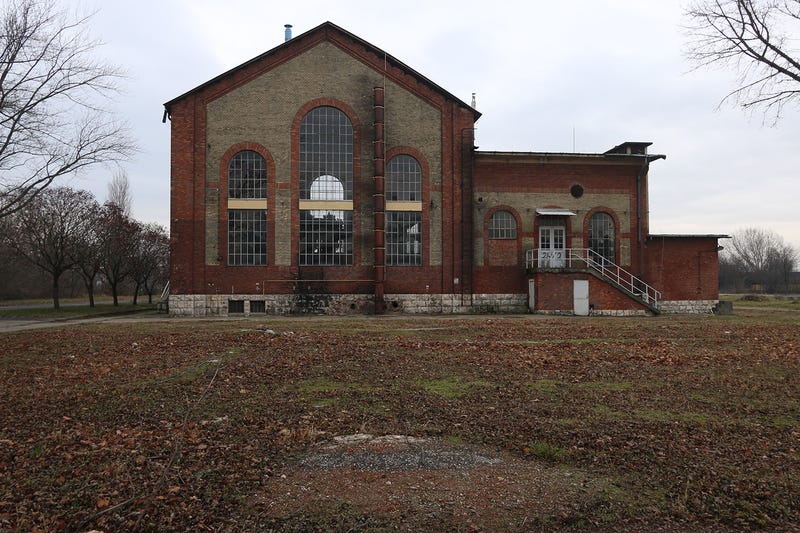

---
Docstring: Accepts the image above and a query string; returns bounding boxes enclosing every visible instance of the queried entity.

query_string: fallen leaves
[0,315,798,530]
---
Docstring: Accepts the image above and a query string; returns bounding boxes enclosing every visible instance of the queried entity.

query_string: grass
[524,441,570,463]
[411,376,490,399]
[721,294,800,310]
[0,301,156,318]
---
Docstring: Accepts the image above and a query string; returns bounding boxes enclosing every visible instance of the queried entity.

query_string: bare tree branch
[0,0,135,218]
[685,0,800,123]
[106,169,132,216]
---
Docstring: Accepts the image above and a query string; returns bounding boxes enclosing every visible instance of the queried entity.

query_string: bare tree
[71,201,104,306]
[765,239,798,290]
[99,202,138,306]
[722,227,798,291]
[106,170,132,217]
[685,0,800,122]
[1,186,97,308]
[0,0,135,219]
[130,223,169,304]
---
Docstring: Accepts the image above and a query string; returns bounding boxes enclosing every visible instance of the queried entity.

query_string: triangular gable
[163,21,480,121]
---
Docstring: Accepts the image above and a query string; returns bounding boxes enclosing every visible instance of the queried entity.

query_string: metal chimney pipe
[284,24,293,42]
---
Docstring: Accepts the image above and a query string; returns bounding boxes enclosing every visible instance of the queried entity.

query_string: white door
[538,226,566,268]
[574,279,589,316]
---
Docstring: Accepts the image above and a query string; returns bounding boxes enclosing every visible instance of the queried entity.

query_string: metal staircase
[525,248,661,313]
[157,280,170,313]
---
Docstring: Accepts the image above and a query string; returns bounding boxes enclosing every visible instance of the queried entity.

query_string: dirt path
[258,433,620,531]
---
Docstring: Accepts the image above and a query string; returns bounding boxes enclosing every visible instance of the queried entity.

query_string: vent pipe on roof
[284,24,293,42]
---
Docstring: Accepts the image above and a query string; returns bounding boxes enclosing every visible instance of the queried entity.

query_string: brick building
[163,22,724,316]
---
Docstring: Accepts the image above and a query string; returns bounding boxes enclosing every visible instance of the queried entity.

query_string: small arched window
[386,154,422,201]
[588,212,615,263]
[228,150,267,199]
[489,210,517,240]
[386,155,423,265]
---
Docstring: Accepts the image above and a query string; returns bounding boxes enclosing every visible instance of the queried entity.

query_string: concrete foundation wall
[169,293,715,316]
[169,292,528,316]
[658,300,718,314]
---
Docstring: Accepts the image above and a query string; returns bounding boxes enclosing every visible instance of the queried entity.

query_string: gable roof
[163,21,480,121]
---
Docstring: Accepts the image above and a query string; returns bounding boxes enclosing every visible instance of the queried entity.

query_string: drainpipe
[635,157,650,277]
[373,86,386,314]
[636,159,648,246]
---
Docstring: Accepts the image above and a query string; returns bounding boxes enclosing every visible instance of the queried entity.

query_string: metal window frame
[299,209,354,266]
[227,209,267,266]
[588,212,615,263]
[489,210,517,239]
[386,211,422,266]
[299,106,353,201]
[228,150,267,199]
[386,154,422,202]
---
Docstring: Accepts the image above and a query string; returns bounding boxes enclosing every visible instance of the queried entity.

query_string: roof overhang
[648,234,731,239]
[536,208,576,216]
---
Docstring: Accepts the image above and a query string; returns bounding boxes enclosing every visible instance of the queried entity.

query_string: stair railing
[525,248,661,307]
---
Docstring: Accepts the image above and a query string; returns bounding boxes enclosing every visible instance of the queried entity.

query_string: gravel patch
[301,448,501,471]
[300,433,502,471]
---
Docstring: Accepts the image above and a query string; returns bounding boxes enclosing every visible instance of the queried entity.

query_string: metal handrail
[160,280,170,302]
[525,248,661,307]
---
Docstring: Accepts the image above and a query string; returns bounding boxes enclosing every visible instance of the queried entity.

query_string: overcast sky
[76,0,799,249]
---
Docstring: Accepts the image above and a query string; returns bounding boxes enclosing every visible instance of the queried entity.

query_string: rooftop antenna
[572,126,576,153]
[284,24,293,42]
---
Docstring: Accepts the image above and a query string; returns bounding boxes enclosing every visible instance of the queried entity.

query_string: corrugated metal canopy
[535,208,576,216]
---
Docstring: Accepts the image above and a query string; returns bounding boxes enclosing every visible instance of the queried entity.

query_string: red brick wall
[471,153,647,296]
[643,237,720,300]
[473,267,526,294]
[167,24,720,311]
[167,26,477,298]
[532,272,646,312]
[169,95,200,295]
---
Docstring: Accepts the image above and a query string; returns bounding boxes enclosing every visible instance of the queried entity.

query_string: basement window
[228,300,244,314]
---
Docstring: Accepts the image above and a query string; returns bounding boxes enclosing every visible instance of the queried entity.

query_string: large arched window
[588,212,615,264]
[299,106,353,200]
[488,210,517,240]
[299,106,353,265]
[386,154,422,265]
[227,150,267,265]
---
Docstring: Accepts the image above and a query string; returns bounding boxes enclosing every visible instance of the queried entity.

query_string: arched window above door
[588,212,615,264]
